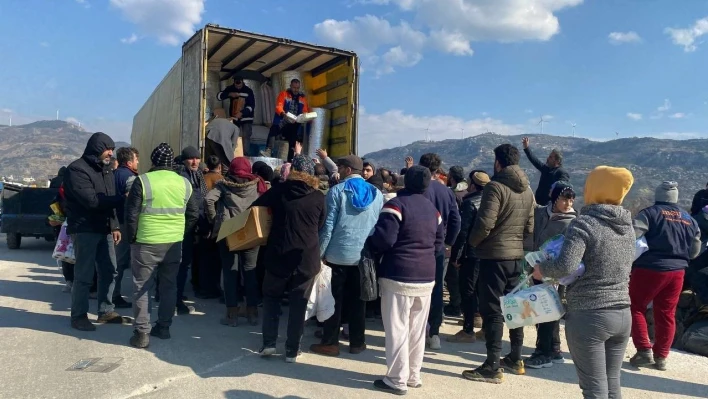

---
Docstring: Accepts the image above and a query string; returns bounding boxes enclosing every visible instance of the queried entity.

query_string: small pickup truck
[0,184,58,249]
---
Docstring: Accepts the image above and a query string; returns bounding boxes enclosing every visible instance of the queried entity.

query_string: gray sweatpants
[565,308,631,399]
[131,242,182,333]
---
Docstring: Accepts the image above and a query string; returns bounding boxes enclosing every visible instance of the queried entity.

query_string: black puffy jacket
[449,191,483,263]
[63,133,122,235]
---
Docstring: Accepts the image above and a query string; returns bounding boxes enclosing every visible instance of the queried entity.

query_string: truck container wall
[181,30,205,152]
[131,60,183,173]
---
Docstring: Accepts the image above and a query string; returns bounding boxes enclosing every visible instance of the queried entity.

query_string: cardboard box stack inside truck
[131,24,360,172]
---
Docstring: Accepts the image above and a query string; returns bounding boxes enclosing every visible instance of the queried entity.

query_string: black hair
[363,162,375,172]
[449,166,465,184]
[493,144,520,168]
[252,161,274,182]
[206,155,221,171]
[419,153,442,174]
[116,147,139,166]
[290,79,301,85]
[400,167,408,175]
[314,163,327,177]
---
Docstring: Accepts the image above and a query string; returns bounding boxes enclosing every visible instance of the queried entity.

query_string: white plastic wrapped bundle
[303,108,330,160]
[242,79,264,125]
[260,82,275,125]
[205,71,222,121]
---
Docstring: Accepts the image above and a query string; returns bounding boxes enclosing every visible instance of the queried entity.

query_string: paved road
[1,235,707,399]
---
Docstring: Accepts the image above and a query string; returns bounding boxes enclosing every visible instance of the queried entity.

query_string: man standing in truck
[261,78,309,161]
[217,78,255,156]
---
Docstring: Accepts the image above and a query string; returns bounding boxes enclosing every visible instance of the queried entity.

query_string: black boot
[130,331,149,348]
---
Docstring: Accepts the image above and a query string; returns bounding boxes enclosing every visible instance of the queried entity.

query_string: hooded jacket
[252,171,326,278]
[524,147,570,205]
[532,204,578,250]
[468,165,535,260]
[539,204,635,311]
[319,174,384,266]
[205,176,260,237]
[124,166,200,244]
[450,190,483,263]
[63,133,122,235]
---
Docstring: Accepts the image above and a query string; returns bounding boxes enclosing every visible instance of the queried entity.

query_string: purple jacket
[368,190,444,283]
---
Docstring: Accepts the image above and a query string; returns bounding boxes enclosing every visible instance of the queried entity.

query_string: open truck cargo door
[132,24,359,173]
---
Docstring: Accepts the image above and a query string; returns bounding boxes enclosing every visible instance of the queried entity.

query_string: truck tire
[7,233,21,249]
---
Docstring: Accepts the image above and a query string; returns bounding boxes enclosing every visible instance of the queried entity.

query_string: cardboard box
[216,206,272,251]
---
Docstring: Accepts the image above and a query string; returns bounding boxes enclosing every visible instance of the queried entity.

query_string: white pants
[381,286,432,391]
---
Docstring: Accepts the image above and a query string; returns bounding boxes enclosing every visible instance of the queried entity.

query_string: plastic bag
[305,264,335,322]
[525,234,585,285]
[52,222,76,264]
[635,237,649,260]
[358,243,378,301]
[500,276,565,329]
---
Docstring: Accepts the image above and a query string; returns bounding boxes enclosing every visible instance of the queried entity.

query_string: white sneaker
[285,352,302,363]
[62,281,73,293]
[259,347,276,357]
[428,335,441,350]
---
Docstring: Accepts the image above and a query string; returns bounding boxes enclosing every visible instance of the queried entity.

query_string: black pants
[321,264,366,347]
[262,270,315,357]
[459,256,481,333]
[266,123,302,162]
[478,259,524,369]
[532,278,562,355]
[177,231,195,300]
[445,262,461,309]
[198,237,222,296]
[205,138,230,171]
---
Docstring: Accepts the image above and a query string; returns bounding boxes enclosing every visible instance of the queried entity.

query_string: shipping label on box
[216,206,272,251]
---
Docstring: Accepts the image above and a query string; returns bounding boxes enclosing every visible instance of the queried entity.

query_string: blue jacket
[320,175,384,265]
[114,166,137,224]
[369,191,443,283]
[424,179,461,251]
[634,203,702,272]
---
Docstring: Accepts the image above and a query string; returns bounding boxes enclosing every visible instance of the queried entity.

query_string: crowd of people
[51,131,708,398]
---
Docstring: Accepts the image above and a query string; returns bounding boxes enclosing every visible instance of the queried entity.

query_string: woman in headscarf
[533,166,635,399]
[206,157,266,327]
[252,147,326,363]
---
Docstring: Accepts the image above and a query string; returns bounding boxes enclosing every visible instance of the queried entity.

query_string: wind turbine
[571,122,577,137]
[615,131,620,139]
[538,115,549,134]
[425,124,431,142]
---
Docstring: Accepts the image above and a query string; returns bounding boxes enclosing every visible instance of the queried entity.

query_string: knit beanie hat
[404,165,431,194]
[655,181,679,204]
[584,166,634,206]
[151,143,175,168]
[550,181,575,206]
[291,154,315,176]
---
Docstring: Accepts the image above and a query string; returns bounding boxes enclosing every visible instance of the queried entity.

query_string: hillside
[363,133,708,211]
[0,121,130,180]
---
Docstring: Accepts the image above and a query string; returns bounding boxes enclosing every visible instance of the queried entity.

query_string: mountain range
[0,121,129,180]
[1,121,706,212]
[363,133,708,212]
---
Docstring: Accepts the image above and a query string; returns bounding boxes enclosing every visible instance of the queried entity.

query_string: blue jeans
[71,233,117,320]
[219,241,259,307]
[427,250,446,336]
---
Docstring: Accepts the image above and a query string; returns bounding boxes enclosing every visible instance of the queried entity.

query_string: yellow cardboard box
[216,206,272,251]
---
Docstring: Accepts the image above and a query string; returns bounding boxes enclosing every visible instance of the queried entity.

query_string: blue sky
[1,0,707,154]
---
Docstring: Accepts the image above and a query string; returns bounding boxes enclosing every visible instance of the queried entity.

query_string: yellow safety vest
[136,170,192,244]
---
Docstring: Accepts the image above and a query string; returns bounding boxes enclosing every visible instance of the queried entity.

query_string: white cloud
[359,108,524,154]
[608,31,642,45]
[524,109,533,114]
[656,132,707,140]
[665,17,708,52]
[110,0,204,46]
[76,0,90,8]
[120,33,139,44]
[39,42,49,47]
[316,0,582,74]
[669,112,686,119]
[626,112,642,121]
[65,117,82,126]
[657,98,671,112]
[314,15,427,75]
[1,108,13,113]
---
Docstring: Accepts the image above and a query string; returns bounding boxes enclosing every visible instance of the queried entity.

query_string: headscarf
[228,157,267,194]
[291,154,315,176]
[280,163,292,182]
